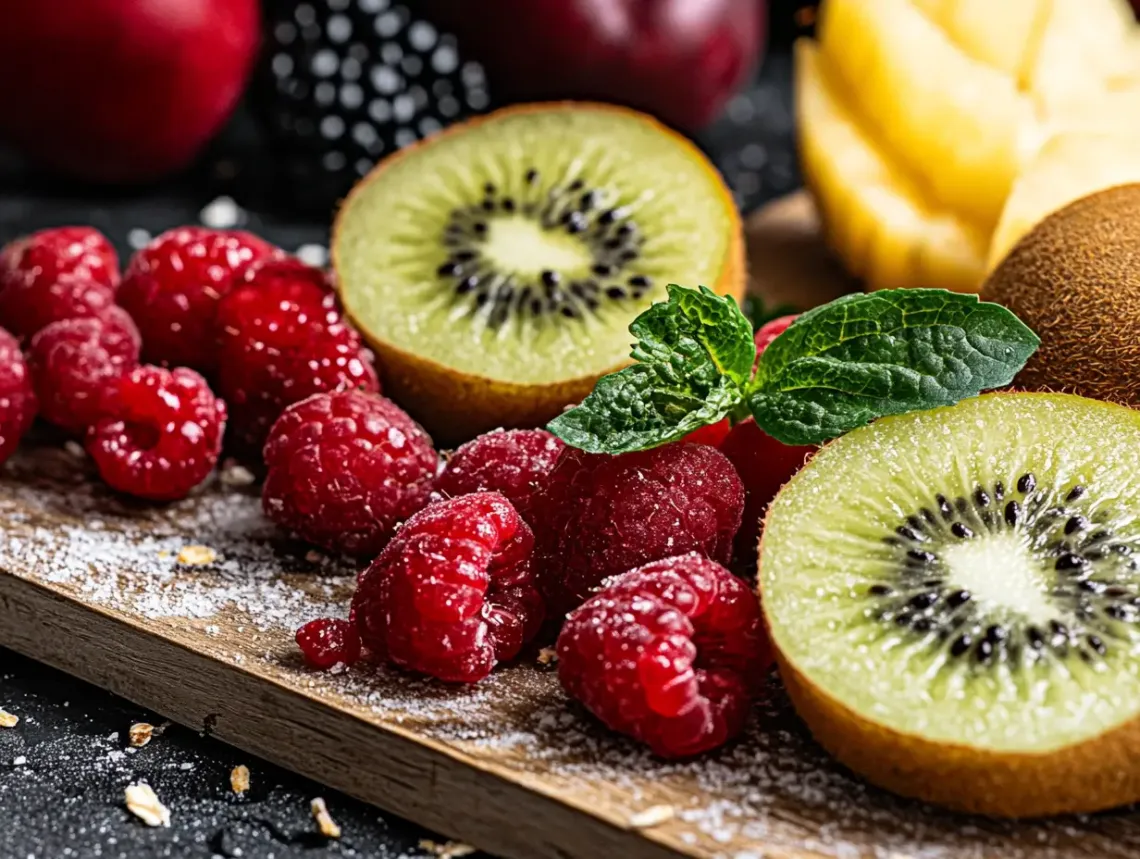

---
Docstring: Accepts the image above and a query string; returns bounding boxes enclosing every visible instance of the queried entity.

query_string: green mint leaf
[748,289,1040,445]
[632,284,756,387]
[547,284,754,453]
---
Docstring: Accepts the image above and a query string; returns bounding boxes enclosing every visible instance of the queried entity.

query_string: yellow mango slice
[818,0,1036,229]
[988,132,1140,270]
[796,40,987,292]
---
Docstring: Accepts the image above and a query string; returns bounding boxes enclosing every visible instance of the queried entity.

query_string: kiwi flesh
[759,392,1140,817]
[332,102,743,443]
[981,183,1140,408]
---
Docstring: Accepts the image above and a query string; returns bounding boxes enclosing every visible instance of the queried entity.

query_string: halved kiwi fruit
[332,102,744,443]
[760,392,1140,817]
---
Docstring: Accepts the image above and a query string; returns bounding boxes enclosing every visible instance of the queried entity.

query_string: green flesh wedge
[334,104,736,386]
[761,392,1140,754]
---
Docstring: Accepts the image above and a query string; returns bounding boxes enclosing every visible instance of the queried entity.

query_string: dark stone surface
[0,51,795,858]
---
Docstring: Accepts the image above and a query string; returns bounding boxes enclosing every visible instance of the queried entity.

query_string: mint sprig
[548,285,1040,452]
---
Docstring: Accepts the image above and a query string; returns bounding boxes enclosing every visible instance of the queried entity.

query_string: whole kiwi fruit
[981,183,1140,405]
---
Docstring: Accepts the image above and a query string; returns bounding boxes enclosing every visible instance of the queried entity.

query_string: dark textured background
[0,52,797,859]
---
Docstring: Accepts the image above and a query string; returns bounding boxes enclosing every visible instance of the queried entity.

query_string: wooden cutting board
[3,193,1139,859]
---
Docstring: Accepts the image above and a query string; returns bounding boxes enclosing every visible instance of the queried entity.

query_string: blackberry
[252,0,491,213]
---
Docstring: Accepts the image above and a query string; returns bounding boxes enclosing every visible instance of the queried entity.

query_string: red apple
[427,0,766,131]
[0,0,260,183]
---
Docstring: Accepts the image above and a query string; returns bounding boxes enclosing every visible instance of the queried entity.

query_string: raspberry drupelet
[262,390,438,558]
[86,365,227,501]
[530,442,744,619]
[351,492,545,683]
[557,553,771,757]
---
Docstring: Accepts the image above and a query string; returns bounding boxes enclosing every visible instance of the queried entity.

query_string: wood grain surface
[4,194,1140,859]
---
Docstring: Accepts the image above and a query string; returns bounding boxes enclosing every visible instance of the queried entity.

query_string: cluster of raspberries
[0,225,377,500]
[0,226,804,758]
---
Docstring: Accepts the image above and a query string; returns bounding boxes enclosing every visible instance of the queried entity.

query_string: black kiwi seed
[868,584,893,596]
[950,634,972,656]
[954,497,970,515]
[501,198,517,213]
[605,285,627,300]
[1026,626,1045,649]
[946,589,971,608]
[908,549,937,564]
[936,494,953,519]
[1067,486,1087,502]
[1018,473,1037,494]
[525,168,539,184]
[975,639,995,662]
[437,261,462,277]
[909,592,939,609]
[541,270,561,288]
[1065,515,1089,535]
[951,522,974,539]
[1056,553,1088,571]
[974,487,991,508]
[1087,634,1107,655]
[592,263,615,277]
[897,525,921,542]
[994,481,1005,501]
[985,624,1008,644]
[628,274,652,288]
[567,179,584,193]
[1004,500,1020,526]
[921,508,938,525]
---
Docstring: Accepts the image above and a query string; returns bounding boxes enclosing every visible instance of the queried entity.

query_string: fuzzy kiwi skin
[755,392,1140,818]
[332,101,745,446]
[981,184,1140,409]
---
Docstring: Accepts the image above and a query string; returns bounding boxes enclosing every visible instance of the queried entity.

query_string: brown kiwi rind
[980,183,1140,408]
[332,102,745,445]
[756,391,1140,818]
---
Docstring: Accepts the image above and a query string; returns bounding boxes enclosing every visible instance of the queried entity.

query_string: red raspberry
[680,417,730,447]
[86,365,227,501]
[0,227,120,340]
[432,429,564,522]
[720,418,813,564]
[217,264,377,451]
[557,553,770,757]
[0,327,36,465]
[296,618,361,670]
[262,390,437,557]
[352,493,544,683]
[753,313,798,358]
[531,443,744,618]
[27,307,141,435]
[117,226,281,371]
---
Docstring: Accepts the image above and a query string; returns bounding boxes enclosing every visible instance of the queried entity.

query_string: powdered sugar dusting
[3,444,1140,859]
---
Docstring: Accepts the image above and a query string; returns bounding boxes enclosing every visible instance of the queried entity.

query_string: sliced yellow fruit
[1023,0,1140,109]
[988,132,1140,270]
[796,40,987,292]
[912,0,1047,78]
[818,0,1036,229]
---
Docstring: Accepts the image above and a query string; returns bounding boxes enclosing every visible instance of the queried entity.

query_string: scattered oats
[125,782,170,827]
[63,441,86,459]
[0,709,18,728]
[311,797,341,838]
[629,805,675,829]
[127,227,152,250]
[108,732,119,742]
[296,243,329,268]
[219,462,256,487]
[199,195,243,229]
[179,762,194,771]
[129,722,154,747]
[12,756,26,766]
[177,545,217,566]
[419,840,477,858]
[536,647,558,667]
[230,765,250,794]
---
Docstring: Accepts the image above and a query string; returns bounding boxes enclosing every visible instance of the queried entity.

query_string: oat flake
[125,782,171,827]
